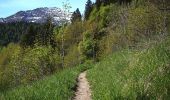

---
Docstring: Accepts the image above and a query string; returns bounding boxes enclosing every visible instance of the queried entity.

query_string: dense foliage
[88,37,170,99]
[0,22,39,46]
[0,63,92,100]
[84,0,93,20]
[0,0,170,99]
[71,8,82,23]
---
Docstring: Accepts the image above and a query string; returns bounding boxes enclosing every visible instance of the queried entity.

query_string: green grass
[87,37,170,100]
[0,64,90,100]
[0,37,169,100]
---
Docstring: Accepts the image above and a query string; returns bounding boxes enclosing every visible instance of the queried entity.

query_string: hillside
[0,65,82,99]
[0,37,169,100]
[87,37,170,99]
[0,7,71,25]
[0,0,170,100]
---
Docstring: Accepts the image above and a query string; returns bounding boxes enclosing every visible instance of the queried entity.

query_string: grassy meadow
[87,37,170,100]
[0,64,92,100]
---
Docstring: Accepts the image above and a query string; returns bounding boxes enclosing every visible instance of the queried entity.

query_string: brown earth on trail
[73,71,92,100]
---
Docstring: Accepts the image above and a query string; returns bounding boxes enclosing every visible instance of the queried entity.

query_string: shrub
[0,43,22,90]
[89,5,113,29]
[127,5,164,38]
[0,44,61,90]
[64,45,81,68]
[79,31,97,61]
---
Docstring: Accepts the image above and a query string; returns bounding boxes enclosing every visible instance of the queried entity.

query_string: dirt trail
[73,71,92,100]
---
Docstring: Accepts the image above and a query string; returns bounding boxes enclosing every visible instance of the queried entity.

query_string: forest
[0,0,170,99]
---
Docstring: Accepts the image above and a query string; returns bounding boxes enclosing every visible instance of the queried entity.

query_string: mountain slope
[0,7,72,25]
[87,37,170,100]
[0,65,81,100]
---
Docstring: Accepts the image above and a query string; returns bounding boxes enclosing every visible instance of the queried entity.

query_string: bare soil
[73,71,92,100]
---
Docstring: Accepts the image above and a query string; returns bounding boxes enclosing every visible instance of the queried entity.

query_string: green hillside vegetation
[86,1,170,99]
[88,37,170,99]
[0,64,91,100]
[0,22,42,46]
[0,0,170,99]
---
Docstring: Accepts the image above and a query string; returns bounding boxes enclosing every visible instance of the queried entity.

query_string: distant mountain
[0,7,72,25]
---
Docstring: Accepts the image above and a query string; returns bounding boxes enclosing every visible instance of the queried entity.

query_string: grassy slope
[0,37,169,100]
[0,38,169,100]
[0,64,89,100]
[87,37,170,100]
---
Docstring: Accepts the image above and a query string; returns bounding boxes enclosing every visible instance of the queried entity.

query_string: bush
[0,43,22,90]
[64,45,81,68]
[127,5,164,38]
[79,31,97,61]
[0,44,61,91]
[89,5,113,29]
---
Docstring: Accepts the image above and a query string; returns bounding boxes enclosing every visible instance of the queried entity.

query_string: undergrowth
[0,62,92,100]
[87,37,170,100]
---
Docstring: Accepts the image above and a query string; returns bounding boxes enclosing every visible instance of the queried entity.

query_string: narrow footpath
[73,71,92,100]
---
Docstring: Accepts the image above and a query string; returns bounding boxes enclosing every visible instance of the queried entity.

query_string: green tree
[71,8,82,23]
[96,0,102,9]
[84,0,93,20]
[20,25,36,47]
[79,31,97,61]
[60,0,72,68]
[101,0,113,6]
[36,17,55,46]
[117,0,132,5]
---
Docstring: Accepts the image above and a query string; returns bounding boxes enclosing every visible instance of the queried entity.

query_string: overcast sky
[0,0,95,18]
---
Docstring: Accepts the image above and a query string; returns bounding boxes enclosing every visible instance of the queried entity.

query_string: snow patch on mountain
[0,7,72,25]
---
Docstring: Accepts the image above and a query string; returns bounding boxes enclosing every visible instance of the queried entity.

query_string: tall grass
[87,37,170,100]
[0,63,91,100]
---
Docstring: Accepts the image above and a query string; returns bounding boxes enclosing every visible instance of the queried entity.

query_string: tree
[44,17,54,45]
[101,0,113,6]
[20,25,36,47]
[36,17,54,46]
[71,8,82,23]
[117,0,132,5]
[60,0,72,68]
[95,0,117,8]
[84,0,93,20]
[79,31,97,61]
[0,22,40,46]
[96,0,102,9]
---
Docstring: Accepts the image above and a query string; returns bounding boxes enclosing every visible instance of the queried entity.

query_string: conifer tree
[101,0,109,5]
[84,0,93,20]
[96,0,102,9]
[95,0,116,6]
[44,17,54,45]
[20,25,36,47]
[71,8,82,23]
[117,0,132,5]
[36,17,54,46]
